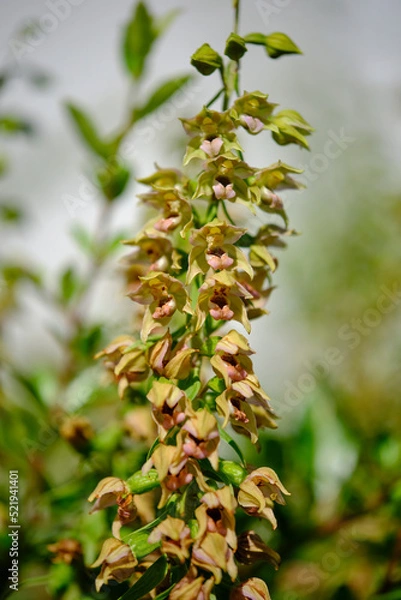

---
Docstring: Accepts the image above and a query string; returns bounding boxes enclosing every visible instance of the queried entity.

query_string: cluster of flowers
[89,90,310,599]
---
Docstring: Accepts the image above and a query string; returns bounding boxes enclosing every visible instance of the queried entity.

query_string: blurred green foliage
[240,168,401,598]
[0,3,191,598]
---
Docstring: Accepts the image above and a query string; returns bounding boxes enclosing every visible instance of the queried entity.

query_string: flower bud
[191,43,223,76]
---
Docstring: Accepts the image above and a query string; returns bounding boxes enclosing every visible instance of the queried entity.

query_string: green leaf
[132,75,192,121]
[155,8,181,36]
[208,376,225,394]
[70,224,93,255]
[0,155,8,176]
[10,370,46,413]
[191,43,223,76]
[72,323,103,358]
[0,204,24,223]
[106,231,129,255]
[225,33,247,60]
[59,266,80,303]
[28,70,52,89]
[0,116,33,135]
[97,161,131,202]
[48,563,74,596]
[154,585,175,600]
[123,2,156,80]
[371,591,401,599]
[119,555,168,600]
[2,264,41,287]
[0,71,10,91]
[218,425,246,466]
[201,336,220,357]
[66,103,112,158]
[184,379,202,401]
[265,32,302,59]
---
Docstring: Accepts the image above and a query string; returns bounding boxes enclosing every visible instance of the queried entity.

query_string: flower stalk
[88,2,313,597]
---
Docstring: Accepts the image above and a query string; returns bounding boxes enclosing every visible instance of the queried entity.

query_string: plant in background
[84,1,313,598]
[0,3,192,598]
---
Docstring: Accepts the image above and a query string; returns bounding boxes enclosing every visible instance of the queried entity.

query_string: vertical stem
[233,0,240,34]
[223,0,242,110]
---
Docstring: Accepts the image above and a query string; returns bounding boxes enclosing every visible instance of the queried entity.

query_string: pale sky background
[1,0,401,437]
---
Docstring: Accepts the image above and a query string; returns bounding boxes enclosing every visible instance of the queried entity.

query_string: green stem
[206,87,224,108]
[221,200,236,225]
[233,0,240,34]
[222,0,242,110]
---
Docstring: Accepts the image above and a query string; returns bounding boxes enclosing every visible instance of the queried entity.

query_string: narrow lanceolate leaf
[154,8,181,37]
[0,116,33,135]
[218,425,246,466]
[265,32,302,58]
[119,555,168,600]
[132,75,192,122]
[0,204,24,223]
[66,103,112,158]
[123,2,156,80]
[59,266,80,303]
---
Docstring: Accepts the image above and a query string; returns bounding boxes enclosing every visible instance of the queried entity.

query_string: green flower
[129,272,192,341]
[138,166,188,190]
[194,155,255,206]
[196,270,253,333]
[187,219,252,283]
[181,107,236,138]
[138,188,192,235]
[230,91,277,129]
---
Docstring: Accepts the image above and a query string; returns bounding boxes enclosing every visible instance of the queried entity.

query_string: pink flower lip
[241,114,264,134]
[207,252,234,270]
[201,137,223,157]
[152,297,176,319]
[213,182,236,200]
[210,305,234,321]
